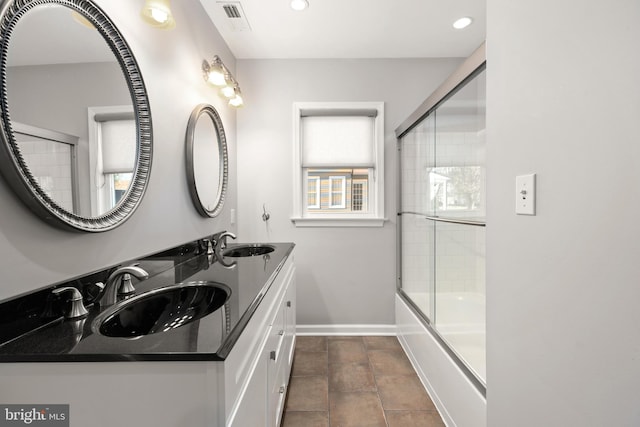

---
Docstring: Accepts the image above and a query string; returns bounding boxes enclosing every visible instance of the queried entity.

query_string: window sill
[290,217,387,228]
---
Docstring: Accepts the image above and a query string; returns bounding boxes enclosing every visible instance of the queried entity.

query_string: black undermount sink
[223,244,275,257]
[93,281,230,338]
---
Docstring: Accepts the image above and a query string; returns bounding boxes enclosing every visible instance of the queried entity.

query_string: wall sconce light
[141,0,176,30]
[203,56,244,108]
[203,56,227,86]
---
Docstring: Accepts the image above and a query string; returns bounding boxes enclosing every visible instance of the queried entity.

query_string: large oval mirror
[0,0,152,232]
[186,104,228,218]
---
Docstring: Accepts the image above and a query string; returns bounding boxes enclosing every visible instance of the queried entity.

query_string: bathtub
[403,290,486,381]
[396,293,486,427]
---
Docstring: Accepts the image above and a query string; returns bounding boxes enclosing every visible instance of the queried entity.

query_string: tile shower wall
[435,222,485,295]
[17,138,74,211]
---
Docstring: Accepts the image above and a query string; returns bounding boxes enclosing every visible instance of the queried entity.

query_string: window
[307,176,320,209]
[88,106,135,216]
[292,102,385,227]
[352,181,366,211]
[328,176,346,208]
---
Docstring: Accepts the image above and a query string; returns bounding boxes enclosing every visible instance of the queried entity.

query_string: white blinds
[301,115,375,167]
[101,119,136,173]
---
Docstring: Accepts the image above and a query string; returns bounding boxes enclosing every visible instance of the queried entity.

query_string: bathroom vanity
[0,238,296,427]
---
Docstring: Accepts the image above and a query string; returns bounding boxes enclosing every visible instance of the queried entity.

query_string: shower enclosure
[396,51,486,387]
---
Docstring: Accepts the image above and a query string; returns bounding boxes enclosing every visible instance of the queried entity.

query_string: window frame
[292,102,385,227]
[328,175,347,209]
[307,175,320,209]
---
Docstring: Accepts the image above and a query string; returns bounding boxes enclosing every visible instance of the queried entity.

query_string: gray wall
[236,58,462,326]
[486,0,640,425]
[0,0,237,301]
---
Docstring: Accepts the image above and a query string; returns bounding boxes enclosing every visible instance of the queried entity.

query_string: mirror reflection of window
[95,117,135,214]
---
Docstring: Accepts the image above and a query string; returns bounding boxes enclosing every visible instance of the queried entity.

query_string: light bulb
[207,69,226,86]
[141,0,175,29]
[221,85,236,98]
[71,11,95,29]
[229,94,244,108]
[290,0,309,11]
[150,8,169,24]
[453,16,473,29]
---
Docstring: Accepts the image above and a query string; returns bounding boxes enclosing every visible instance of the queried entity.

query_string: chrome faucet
[97,265,149,307]
[216,231,236,252]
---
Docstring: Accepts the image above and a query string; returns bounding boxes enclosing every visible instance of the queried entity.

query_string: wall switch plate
[230,208,236,225]
[516,174,536,215]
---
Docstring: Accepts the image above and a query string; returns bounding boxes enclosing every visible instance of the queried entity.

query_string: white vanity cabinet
[0,251,296,427]
[228,254,296,427]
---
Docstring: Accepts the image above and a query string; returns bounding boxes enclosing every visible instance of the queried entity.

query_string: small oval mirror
[186,104,228,217]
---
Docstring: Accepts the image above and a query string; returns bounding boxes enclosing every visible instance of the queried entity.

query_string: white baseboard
[296,324,397,336]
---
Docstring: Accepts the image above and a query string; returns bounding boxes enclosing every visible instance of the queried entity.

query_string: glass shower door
[398,66,486,384]
[400,114,435,321]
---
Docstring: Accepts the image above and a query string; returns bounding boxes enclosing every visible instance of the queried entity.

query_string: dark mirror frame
[0,0,152,232]
[185,104,228,218]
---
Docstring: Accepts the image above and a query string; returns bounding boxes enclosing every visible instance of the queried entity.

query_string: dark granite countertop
[0,241,294,362]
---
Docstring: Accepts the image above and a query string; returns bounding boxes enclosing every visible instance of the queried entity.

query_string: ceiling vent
[218,2,251,32]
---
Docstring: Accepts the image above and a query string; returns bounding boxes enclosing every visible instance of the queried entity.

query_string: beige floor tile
[329,391,386,427]
[283,337,446,427]
[293,351,328,376]
[285,376,328,412]
[376,375,436,411]
[385,410,446,427]
[329,362,376,392]
[281,411,329,427]
[363,335,402,350]
[368,348,415,376]
[328,339,368,364]
[296,336,328,352]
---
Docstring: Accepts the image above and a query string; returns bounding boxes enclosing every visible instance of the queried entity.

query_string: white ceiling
[199,0,486,59]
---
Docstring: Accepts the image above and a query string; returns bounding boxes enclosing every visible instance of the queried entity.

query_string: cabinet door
[228,336,269,427]
[266,304,285,427]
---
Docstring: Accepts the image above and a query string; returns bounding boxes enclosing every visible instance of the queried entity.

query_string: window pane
[329,176,345,208]
[307,177,319,209]
[305,168,370,214]
[103,172,132,211]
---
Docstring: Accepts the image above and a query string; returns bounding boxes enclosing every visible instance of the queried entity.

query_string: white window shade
[301,116,374,167]
[101,119,136,173]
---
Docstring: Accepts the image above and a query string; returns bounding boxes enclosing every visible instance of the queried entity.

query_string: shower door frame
[395,42,486,395]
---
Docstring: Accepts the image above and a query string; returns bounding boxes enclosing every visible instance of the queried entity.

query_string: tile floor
[281,336,445,427]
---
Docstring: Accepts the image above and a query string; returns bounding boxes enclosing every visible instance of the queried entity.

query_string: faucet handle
[119,273,136,295]
[52,287,89,319]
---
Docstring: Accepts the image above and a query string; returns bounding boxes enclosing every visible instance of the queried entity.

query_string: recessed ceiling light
[453,16,473,30]
[291,0,309,11]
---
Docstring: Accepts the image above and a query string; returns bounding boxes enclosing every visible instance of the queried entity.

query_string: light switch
[230,208,236,225]
[516,174,536,215]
